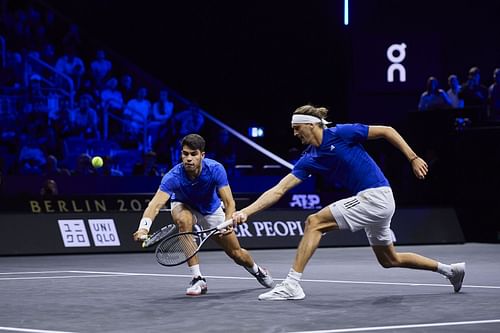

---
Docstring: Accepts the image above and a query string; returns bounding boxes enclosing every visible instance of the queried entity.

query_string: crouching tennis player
[134,134,274,295]
[232,105,465,300]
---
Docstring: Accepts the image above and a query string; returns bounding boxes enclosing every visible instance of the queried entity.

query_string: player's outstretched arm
[133,189,170,242]
[233,173,302,224]
[367,125,428,180]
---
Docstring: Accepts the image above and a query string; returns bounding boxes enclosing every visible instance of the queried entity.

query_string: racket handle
[217,219,233,230]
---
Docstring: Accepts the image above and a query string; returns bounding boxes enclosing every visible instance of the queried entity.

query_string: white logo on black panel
[58,220,91,247]
[387,43,407,83]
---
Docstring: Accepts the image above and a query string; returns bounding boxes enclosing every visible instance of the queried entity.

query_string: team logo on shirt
[330,145,336,151]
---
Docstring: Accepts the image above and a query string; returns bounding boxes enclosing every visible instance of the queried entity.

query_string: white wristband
[139,217,152,232]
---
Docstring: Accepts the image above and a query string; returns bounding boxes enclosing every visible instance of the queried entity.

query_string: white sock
[189,264,202,278]
[285,268,302,285]
[436,262,453,278]
[245,262,259,274]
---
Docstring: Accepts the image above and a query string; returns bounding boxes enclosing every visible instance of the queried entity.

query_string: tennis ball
[91,156,103,168]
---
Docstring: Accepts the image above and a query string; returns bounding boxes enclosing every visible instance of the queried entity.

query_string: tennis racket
[155,219,233,266]
[141,224,177,248]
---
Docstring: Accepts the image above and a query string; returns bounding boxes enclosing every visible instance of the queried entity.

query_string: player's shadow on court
[293,292,457,310]
[149,287,262,303]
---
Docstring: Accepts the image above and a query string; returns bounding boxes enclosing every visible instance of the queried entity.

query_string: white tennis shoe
[186,276,207,296]
[448,262,466,292]
[258,280,305,300]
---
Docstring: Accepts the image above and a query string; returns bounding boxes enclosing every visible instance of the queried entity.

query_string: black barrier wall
[0,207,464,256]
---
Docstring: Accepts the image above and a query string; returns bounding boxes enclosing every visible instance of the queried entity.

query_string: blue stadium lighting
[249,127,264,138]
[344,0,349,25]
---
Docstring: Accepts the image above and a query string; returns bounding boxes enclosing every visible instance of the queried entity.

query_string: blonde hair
[293,105,329,128]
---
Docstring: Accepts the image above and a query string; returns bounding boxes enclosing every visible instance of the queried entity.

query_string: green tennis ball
[92,156,103,168]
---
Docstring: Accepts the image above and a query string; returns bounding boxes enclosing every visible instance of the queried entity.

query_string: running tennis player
[134,134,274,295]
[232,105,465,300]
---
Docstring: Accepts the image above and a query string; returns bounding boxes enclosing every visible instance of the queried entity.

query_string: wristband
[139,217,152,232]
[409,156,419,163]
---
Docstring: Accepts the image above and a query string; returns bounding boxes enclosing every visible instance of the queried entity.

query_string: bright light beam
[344,0,349,26]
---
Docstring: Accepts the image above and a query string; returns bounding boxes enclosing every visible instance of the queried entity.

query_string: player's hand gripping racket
[155,219,233,266]
[141,224,177,248]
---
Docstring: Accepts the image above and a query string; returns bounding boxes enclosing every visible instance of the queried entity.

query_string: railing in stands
[25,54,75,108]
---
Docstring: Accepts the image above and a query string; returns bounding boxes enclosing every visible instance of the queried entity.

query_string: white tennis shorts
[329,186,396,246]
[170,201,225,229]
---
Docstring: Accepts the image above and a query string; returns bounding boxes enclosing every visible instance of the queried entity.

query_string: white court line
[0,326,77,333]
[70,270,500,290]
[0,271,73,275]
[0,274,126,281]
[1,270,499,290]
[288,319,500,333]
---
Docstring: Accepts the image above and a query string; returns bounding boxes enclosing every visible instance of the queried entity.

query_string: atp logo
[386,43,407,83]
[289,194,321,209]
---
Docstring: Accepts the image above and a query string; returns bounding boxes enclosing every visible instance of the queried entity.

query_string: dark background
[41,0,350,154]
[2,0,500,242]
[38,0,500,156]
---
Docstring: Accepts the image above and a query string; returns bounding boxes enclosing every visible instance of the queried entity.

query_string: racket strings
[156,233,199,266]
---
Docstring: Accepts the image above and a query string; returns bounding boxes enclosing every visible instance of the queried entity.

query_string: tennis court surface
[1,243,499,333]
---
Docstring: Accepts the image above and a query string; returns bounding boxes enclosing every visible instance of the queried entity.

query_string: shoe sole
[258,295,305,301]
[258,292,305,301]
[186,287,208,296]
[256,280,275,288]
[452,263,466,292]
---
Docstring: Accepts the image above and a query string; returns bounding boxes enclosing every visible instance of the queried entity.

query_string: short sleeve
[335,123,368,144]
[213,163,229,188]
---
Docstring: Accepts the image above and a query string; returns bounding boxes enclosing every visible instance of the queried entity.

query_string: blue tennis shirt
[159,158,229,215]
[292,124,389,195]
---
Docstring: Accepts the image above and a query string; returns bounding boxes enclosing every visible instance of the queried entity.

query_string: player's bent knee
[226,249,247,264]
[305,214,331,233]
[377,257,400,268]
[174,218,193,232]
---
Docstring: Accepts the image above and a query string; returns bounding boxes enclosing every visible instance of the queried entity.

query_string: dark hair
[181,134,205,152]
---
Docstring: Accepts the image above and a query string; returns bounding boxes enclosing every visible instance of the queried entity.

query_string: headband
[291,114,331,126]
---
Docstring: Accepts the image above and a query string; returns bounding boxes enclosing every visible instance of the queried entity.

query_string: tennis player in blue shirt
[134,134,274,295]
[232,105,465,300]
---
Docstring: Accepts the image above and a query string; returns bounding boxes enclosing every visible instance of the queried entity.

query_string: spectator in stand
[459,66,488,108]
[100,77,124,139]
[418,76,452,111]
[55,47,85,90]
[152,89,174,125]
[42,155,71,177]
[62,23,82,52]
[0,51,24,87]
[446,74,464,109]
[23,74,48,123]
[488,68,500,121]
[17,139,46,175]
[71,153,96,176]
[40,179,59,197]
[90,49,112,90]
[49,101,72,140]
[124,87,152,147]
[41,43,57,66]
[150,89,175,146]
[120,74,135,102]
[100,155,124,176]
[100,77,124,111]
[69,94,100,139]
[173,105,205,137]
[132,151,161,176]
[208,129,237,177]
[171,105,205,163]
